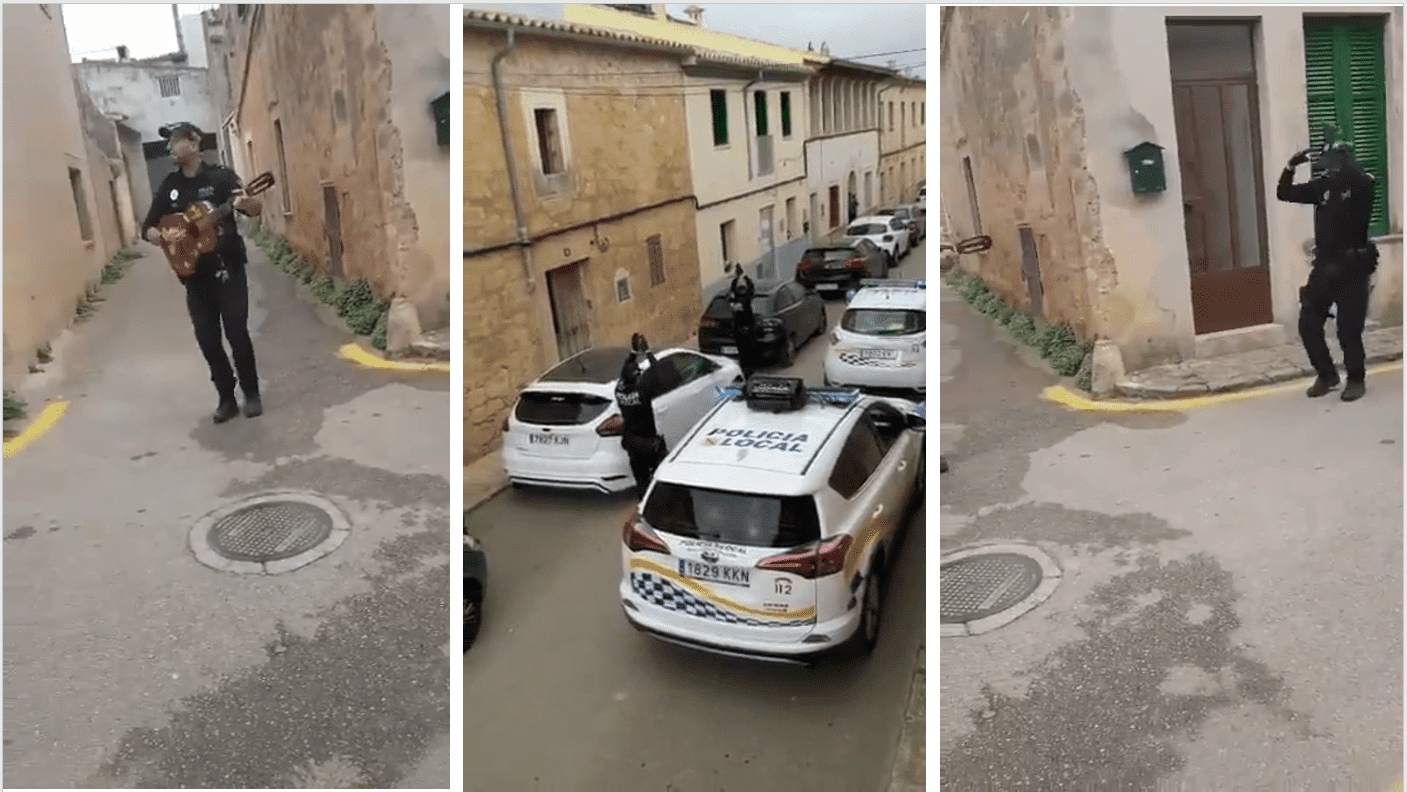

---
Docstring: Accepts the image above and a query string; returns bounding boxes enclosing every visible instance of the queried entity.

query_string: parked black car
[795,239,890,295]
[464,518,487,651]
[699,280,828,367]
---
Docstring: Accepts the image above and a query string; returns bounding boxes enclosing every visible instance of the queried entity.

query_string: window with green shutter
[711,89,729,146]
[1303,16,1391,236]
[754,91,768,137]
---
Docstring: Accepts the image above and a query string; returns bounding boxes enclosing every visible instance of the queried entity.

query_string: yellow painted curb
[337,343,450,373]
[4,400,70,459]
[1044,361,1403,412]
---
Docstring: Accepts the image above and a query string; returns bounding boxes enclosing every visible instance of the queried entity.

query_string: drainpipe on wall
[491,28,536,294]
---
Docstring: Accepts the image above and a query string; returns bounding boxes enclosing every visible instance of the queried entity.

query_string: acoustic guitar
[157,171,276,279]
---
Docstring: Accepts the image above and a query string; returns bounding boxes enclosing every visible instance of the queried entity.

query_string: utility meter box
[1124,141,1166,195]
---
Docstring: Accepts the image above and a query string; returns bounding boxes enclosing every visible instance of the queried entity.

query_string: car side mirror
[906,413,926,430]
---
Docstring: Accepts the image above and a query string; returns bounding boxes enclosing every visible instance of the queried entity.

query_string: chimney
[116,45,129,61]
[651,4,667,19]
[684,5,704,25]
[171,4,185,56]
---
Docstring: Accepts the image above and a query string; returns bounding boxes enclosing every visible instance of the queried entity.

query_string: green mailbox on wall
[432,91,450,146]
[1124,141,1166,195]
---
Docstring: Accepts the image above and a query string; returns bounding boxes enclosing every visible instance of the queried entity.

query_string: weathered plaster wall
[805,131,879,236]
[3,4,117,383]
[78,62,215,144]
[939,6,1097,339]
[463,25,702,462]
[695,185,810,300]
[879,80,925,206]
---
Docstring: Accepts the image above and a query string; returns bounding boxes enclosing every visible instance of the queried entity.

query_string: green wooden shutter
[711,90,728,146]
[754,91,768,137]
[1304,17,1390,236]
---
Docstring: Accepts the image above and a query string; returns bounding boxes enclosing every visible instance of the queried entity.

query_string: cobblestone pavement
[1118,326,1404,399]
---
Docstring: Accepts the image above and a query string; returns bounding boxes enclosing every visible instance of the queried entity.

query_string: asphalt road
[3,242,451,788]
[939,279,1403,789]
[462,242,930,792]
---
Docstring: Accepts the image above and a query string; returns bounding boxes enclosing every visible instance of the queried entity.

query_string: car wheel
[464,581,483,651]
[781,334,798,367]
[813,306,828,338]
[858,563,884,655]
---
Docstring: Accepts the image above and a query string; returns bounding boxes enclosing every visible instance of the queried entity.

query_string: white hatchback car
[502,346,742,493]
[842,215,910,265]
[824,280,926,395]
[619,376,925,664]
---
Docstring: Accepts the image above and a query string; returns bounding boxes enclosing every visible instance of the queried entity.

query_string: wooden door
[546,262,591,362]
[1168,23,1273,335]
[323,185,344,278]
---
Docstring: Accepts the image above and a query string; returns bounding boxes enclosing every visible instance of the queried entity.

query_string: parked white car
[620,376,925,664]
[842,215,910,265]
[824,279,926,395]
[916,182,926,207]
[502,346,743,493]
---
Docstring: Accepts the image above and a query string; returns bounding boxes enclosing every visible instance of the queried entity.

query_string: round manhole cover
[209,501,333,562]
[941,552,1044,624]
[190,491,351,575]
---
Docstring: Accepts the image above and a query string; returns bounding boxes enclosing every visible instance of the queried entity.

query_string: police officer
[727,264,758,378]
[1278,133,1379,401]
[616,334,667,497]
[142,122,264,423]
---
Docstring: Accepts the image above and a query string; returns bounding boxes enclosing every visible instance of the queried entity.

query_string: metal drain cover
[190,491,351,575]
[941,543,1063,636]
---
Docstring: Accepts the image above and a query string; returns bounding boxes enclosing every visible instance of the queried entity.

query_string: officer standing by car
[1278,132,1379,402]
[616,334,667,497]
[727,264,758,378]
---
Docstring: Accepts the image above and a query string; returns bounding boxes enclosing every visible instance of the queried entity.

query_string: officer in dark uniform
[1278,133,1379,401]
[727,264,758,378]
[616,334,667,497]
[141,122,264,423]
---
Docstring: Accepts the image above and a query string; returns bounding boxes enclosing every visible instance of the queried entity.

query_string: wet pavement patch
[4,525,35,542]
[89,529,450,789]
[940,553,1317,789]
[944,502,1192,552]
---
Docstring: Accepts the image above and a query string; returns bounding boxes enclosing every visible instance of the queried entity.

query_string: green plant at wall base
[1075,352,1094,392]
[369,310,389,351]
[4,393,27,422]
[310,274,337,304]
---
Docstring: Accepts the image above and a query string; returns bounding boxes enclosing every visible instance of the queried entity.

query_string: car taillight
[757,535,852,580]
[798,260,811,270]
[623,510,669,554]
[597,413,624,436]
[501,415,509,433]
[701,318,720,329]
[845,257,866,269]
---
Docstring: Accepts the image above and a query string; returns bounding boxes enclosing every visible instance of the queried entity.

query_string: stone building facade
[204,4,452,345]
[878,75,925,207]
[464,9,703,462]
[941,6,1402,381]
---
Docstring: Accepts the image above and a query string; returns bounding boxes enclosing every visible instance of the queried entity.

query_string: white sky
[62,3,216,63]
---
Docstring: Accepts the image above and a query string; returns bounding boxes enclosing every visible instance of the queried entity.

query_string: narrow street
[3,242,451,788]
[939,280,1403,788]
[462,245,929,792]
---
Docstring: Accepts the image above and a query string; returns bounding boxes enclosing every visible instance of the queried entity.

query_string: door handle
[872,504,884,519]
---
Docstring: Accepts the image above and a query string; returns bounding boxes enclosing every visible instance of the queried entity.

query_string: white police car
[619,376,924,664]
[824,279,926,395]
[502,346,742,493]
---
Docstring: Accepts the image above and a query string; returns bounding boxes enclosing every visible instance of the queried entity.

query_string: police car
[502,346,743,493]
[619,376,925,664]
[824,279,926,395]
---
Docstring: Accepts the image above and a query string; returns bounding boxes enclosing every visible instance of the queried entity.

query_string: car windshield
[514,391,613,425]
[643,482,821,548]
[804,248,854,264]
[842,308,925,336]
[846,223,887,236]
[705,294,772,319]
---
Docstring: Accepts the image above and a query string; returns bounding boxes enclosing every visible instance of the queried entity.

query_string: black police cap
[159,122,204,140]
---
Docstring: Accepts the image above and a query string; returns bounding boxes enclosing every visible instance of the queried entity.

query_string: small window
[865,404,907,452]
[719,220,735,265]
[648,354,686,394]
[710,89,728,146]
[68,167,92,242]
[157,75,181,97]
[647,233,665,286]
[785,197,797,240]
[780,92,792,137]
[615,273,632,303]
[534,108,564,175]
[754,90,768,137]
[828,420,885,499]
[888,102,894,132]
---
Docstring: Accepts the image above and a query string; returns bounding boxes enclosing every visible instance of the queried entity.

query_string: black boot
[213,395,240,424]
[243,393,263,418]
[1341,380,1366,402]
[1306,374,1340,398]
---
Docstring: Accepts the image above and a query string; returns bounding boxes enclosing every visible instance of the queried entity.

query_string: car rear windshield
[514,391,613,425]
[803,248,854,264]
[846,223,887,236]
[704,294,772,319]
[538,347,629,384]
[842,308,926,336]
[643,482,821,548]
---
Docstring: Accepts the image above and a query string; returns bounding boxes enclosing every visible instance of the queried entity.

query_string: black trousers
[1299,253,1372,382]
[623,433,666,492]
[185,259,259,399]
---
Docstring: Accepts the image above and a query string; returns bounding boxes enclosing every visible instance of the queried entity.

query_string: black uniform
[616,352,667,494]
[142,160,260,409]
[1277,148,1378,398]
[727,271,757,377]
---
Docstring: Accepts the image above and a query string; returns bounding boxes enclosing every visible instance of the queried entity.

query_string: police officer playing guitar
[141,122,265,423]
